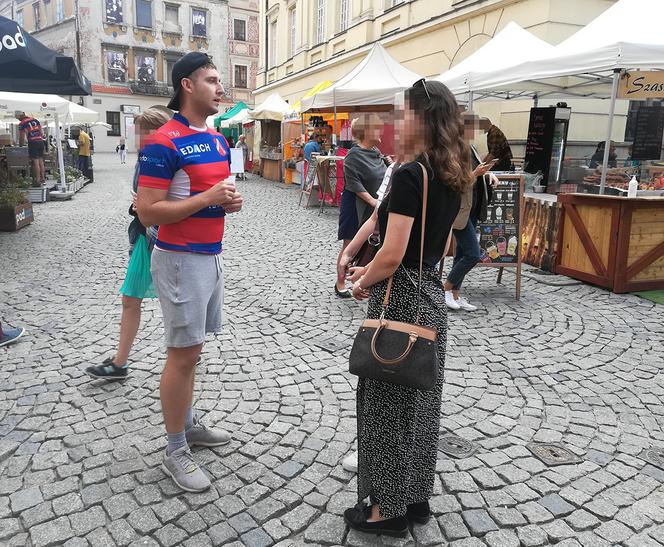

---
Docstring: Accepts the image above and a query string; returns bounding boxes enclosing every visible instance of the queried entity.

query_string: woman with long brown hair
[343,79,473,536]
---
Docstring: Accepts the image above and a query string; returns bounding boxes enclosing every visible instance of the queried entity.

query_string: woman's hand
[348,266,366,283]
[337,252,353,282]
[473,163,492,178]
[352,280,370,300]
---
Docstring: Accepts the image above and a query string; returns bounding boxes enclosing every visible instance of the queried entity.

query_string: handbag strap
[382,162,429,323]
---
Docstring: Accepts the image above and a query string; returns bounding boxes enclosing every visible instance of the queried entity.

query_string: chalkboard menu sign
[303,156,319,193]
[632,105,664,160]
[524,108,556,181]
[476,176,521,265]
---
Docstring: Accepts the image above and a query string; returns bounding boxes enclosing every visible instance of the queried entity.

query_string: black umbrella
[0,15,91,95]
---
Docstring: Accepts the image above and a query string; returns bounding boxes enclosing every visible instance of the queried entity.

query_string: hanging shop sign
[618,71,664,100]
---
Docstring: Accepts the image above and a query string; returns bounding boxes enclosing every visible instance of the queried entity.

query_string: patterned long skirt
[356,266,447,519]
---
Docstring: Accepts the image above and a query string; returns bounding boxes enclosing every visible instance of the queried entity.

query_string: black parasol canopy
[0,15,91,95]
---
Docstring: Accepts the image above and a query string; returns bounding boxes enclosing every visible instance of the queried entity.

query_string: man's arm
[18,127,26,146]
[136,181,237,227]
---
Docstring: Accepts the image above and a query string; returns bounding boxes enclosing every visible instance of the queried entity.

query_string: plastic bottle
[627,175,638,198]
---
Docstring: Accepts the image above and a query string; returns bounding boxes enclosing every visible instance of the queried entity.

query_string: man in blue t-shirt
[303,134,323,162]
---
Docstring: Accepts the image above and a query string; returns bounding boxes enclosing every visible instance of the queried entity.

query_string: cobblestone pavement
[1,153,664,547]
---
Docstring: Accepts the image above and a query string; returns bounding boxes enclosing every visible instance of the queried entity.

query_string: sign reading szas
[619,71,664,99]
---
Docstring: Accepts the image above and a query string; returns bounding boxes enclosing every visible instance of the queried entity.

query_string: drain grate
[640,447,664,470]
[527,443,581,466]
[439,434,479,459]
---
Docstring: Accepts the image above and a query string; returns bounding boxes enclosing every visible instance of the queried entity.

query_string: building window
[233,19,246,41]
[386,0,404,7]
[289,8,296,57]
[316,0,326,44]
[135,52,156,83]
[164,4,179,32]
[105,0,123,24]
[42,0,49,27]
[106,111,121,136]
[136,0,152,28]
[234,65,247,89]
[33,2,41,30]
[269,20,277,68]
[339,0,350,32]
[56,0,64,22]
[16,9,24,27]
[166,57,181,86]
[192,8,207,37]
[105,50,127,83]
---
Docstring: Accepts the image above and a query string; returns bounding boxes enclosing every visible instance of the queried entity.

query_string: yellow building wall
[257,0,623,144]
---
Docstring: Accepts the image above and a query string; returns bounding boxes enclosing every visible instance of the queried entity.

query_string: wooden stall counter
[556,193,664,293]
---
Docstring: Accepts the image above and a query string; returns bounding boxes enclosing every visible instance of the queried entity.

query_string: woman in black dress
[335,114,387,297]
[344,80,474,536]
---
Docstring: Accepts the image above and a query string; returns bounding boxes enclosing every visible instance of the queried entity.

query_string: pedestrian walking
[235,135,249,180]
[117,136,127,164]
[15,111,46,185]
[443,115,498,311]
[85,107,172,380]
[77,128,92,176]
[343,79,473,536]
[136,52,243,493]
[335,114,388,298]
[0,321,26,347]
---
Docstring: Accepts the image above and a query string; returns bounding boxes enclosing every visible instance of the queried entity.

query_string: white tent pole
[468,91,474,112]
[599,69,621,195]
[54,113,67,191]
[333,88,337,146]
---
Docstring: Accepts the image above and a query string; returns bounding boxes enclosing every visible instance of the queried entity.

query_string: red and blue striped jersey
[18,117,44,142]
[138,113,231,254]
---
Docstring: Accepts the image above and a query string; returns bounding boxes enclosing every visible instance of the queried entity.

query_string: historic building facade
[255,0,621,145]
[1,0,259,151]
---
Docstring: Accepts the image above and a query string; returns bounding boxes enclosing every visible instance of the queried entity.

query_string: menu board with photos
[476,176,521,265]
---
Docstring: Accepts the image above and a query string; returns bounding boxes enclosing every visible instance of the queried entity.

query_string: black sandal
[343,503,409,538]
[334,285,352,299]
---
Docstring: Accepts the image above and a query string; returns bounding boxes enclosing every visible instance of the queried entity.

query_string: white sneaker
[162,446,211,493]
[342,451,358,473]
[445,291,461,310]
[456,297,478,312]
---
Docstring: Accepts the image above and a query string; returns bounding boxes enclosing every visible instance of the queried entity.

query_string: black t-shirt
[378,160,461,269]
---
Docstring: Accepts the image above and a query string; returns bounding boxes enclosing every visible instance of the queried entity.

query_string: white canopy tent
[219,108,251,129]
[301,43,421,112]
[248,93,290,121]
[0,91,70,190]
[66,102,100,124]
[462,0,664,192]
[434,22,555,109]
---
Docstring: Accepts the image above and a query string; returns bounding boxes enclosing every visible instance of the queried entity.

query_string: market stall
[248,93,290,182]
[299,43,419,206]
[212,101,249,143]
[447,0,664,287]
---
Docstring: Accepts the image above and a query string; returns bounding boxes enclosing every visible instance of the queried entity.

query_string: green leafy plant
[0,187,29,208]
[13,176,33,189]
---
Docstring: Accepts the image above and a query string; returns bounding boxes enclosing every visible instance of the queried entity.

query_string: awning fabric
[213,101,249,126]
[248,93,291,121]
[301,43,421,112]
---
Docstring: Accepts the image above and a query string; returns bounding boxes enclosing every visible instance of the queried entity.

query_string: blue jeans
[447,217,480,290]
[78,155,89,174]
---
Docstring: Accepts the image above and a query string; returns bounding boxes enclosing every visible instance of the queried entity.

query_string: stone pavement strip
[1,153,664,547]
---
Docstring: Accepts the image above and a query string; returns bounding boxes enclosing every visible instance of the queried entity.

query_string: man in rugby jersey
[136,53,243,492]
[16,111,46,185]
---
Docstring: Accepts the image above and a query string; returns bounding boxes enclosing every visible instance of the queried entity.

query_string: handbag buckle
[368,233,380,247]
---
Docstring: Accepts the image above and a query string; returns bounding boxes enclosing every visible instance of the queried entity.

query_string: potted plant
[0,187,33,231]
[14,175,49,203]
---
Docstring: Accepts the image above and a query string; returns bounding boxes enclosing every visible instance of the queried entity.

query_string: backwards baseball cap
[167,52,214,111]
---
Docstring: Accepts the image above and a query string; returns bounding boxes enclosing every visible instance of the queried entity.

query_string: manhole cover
[640,447,664,470]
[527,443,581,466]
[439,434,478,459]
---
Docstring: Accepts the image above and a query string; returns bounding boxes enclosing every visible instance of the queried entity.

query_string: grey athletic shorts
[151,248,224,348]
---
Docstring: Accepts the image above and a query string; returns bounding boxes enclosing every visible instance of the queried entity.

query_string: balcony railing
[129,81,173,97]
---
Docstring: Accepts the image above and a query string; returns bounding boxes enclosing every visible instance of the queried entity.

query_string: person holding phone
[443,117,497,311]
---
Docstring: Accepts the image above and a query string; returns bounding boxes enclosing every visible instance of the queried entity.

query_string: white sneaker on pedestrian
[186,415,231,447]
[342,451,358,473]
[445,291,460,310]
[456,297,477,312]
[162,446,211,493]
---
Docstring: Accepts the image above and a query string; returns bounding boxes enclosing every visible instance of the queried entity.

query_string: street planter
[0,202,34,231]
[27,185,48,203]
